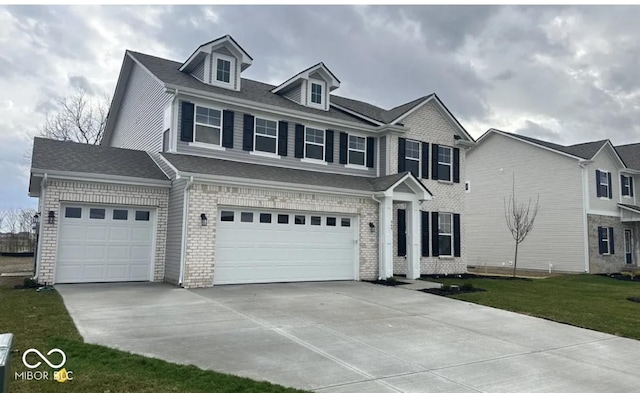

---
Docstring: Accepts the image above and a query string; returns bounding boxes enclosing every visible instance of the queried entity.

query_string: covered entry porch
[619,204,640,267]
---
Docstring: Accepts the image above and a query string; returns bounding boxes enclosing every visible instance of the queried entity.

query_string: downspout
[178,176,194,286]
[371,194,384,279]
[33,173,48,281]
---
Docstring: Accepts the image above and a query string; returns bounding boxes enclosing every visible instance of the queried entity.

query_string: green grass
[422,274,640,339]
[0,287,307,393]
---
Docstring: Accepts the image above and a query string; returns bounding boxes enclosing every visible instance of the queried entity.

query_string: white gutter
[30,169,171,188]
[178,176,194,286]
[33,173,47,281]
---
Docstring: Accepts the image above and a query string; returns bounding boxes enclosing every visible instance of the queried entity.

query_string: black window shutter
[242,114,254,151]
[366,137,375,168]
[339,132,348,164]
[421,211,429,257]
[325,130,334,162]
[180,101,194,142]
[453,213,461,257]
[221,110,234,148]
[397,209,406,257]
[598,226,606,254]
[453,148,460,183]
[631,177,635,197]
[278,121,288,156]
[607,172,613,198]
[431,144,439,180]
[595,170,601,197]
[398,138,406,172]
[431,211,439,256]
[421,142,429,179]
[294,124,304,158]
[621,175,626,196]
[609,227,615,254]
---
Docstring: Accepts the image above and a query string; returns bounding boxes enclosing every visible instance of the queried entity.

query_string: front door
[625,229,633,265]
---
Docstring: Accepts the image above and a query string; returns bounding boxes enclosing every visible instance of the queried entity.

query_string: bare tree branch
[504,173,540,277]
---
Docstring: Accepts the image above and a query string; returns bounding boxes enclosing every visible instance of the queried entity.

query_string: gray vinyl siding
[379,136,387,176]
[213,46,234,57]
[110,63,171,152]
[164,177,187,284]
[465,133,586,273]
[283,84,303,104]
[588,148,623,216]
[191,59,205,82]
[176,99,377,177]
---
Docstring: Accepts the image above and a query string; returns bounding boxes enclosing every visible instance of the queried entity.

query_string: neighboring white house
[465,129,640,274]
[29,34,475,288]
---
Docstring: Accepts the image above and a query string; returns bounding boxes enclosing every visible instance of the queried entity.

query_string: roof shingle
[615,143,640,170]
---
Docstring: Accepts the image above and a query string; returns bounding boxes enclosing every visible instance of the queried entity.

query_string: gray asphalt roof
[130,51,429,127]
[130,51,372,126]
[615,143,640,170]
[161,152,427,193]
[494,130,608,160]
[31,137,169,181]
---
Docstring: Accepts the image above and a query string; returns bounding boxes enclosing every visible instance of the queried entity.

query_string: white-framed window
[348,135,366,166]
[254,117,278,154]
[307,79,325,109]
[211,53,235,87]
[621,175,634,197]
[598,226,614,255]
[438,213,453,257]
[194,105,222,145]
[438,146,453,182]
[405,140,420,177]
[216,58,231,83]
[598,170,610,198]
[305,127,325,160]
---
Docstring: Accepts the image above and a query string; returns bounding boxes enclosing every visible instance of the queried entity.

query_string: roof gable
[180,34,252,73]
[271,62,340,94]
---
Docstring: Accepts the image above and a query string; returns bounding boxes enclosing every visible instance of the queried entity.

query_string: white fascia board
[179,36,252,73]
[146,152,176,179]
[489,129,584,161]
[156,153,181,178]
[178,171,374,197]
[388,174,433,200]
[454,139,476,148]
[272,63,339,94]
[30,169,171,188]
[165,84,379,133]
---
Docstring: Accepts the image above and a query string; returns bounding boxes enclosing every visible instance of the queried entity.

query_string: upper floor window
[437,146,453,182]
[305,127,324,160]
[254,117,278,154]
[621,175,634,197]
[596,170,611,199]
[195,106,222,145]
[438,213,453,257]
[348,135,366,166]
[405,140,420,177]
[311,83,323,104]
[216,58,231,83]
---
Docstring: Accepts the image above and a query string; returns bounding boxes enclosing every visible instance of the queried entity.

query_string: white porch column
[379,195,394,279]
[406,201,421,279]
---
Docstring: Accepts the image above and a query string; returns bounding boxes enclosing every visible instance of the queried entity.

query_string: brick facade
[182,183,379,288]
[588,214,637,274]
[389,101,468,275]
[36,179,169,284]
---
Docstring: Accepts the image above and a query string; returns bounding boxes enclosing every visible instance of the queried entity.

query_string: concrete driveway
[57,281,640,392]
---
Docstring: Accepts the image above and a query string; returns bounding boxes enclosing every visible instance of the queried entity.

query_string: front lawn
[422,274,640,340]
[0,286,306,393]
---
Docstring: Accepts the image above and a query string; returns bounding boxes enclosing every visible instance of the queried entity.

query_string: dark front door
[625,229,633,265]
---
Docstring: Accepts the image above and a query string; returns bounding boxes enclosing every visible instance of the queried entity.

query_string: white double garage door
[56,204,155,284]
[214,208,359,285]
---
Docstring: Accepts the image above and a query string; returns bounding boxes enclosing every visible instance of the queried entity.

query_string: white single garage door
[214,208,358,285]
[56,204,155,283]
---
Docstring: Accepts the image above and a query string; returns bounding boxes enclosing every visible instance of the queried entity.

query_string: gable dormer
[271,63,340,111]
[180,34,252,91]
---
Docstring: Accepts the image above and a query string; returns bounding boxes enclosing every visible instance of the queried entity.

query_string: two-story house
[28,35,475,288]
[465,129,640,274]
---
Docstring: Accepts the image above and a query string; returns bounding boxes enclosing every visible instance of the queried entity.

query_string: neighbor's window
[216,58,231,83]
[310,82,323,105]
[437,146,453,182]
[348,135,366,166]
[194,106,222,145]
[405,140,420,177]
[438,213,453,256]
[598,170,610,198]
[255,117,278,154]
[305,127,325,160]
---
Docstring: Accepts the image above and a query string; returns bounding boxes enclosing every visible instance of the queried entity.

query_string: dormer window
[216,58,231,83]
[311,83,323,105]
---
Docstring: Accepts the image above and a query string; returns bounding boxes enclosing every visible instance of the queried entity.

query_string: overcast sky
[2,5,640,210]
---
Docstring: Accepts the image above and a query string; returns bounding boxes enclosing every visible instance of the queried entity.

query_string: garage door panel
[56,204,154,283]
[214,209,357,285]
